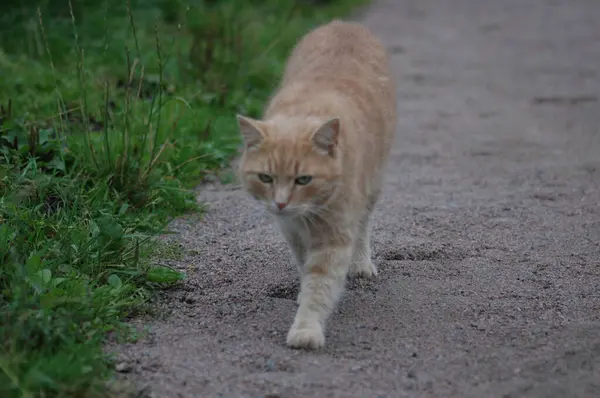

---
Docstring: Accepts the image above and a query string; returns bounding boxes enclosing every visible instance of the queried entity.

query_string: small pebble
[115,362,132,373]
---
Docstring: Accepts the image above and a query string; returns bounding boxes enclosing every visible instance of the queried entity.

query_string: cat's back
[282,20,390,86]
[274,20,396,131]
[273,20,396,164]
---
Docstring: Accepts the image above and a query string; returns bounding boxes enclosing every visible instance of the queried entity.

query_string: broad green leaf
[39,268,52,284]
[96,216,124,240]
[108,274,122,289]
[147,266,185,284]
[46,156,66,172]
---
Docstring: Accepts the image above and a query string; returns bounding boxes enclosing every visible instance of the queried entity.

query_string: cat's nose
[276,202,287,210]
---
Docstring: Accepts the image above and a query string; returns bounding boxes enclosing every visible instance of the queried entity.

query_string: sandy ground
[114,0,600,396]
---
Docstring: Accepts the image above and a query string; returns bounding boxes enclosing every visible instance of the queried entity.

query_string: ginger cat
[236,20,396,349]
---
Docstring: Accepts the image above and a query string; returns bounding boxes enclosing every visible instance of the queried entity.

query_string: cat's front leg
[278,221,306,305]
[278,220,306,277]
[349,195,379,278]
[287,234,306,306]
[284,233,305,306]
[349,218,377,278]
[287,233,306,277]
[286,245,352,349]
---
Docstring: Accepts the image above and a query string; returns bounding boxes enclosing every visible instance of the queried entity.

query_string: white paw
[286,323,325,349]
[348,258,378,278]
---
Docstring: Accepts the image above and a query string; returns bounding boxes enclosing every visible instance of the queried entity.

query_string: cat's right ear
[236,114,265,150]
[311,117,340,156]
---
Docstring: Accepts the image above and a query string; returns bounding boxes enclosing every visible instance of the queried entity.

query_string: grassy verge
[0,0,368,396]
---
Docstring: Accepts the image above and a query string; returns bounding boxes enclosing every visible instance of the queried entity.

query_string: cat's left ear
[311,117,340,156]
[237,114,266,150]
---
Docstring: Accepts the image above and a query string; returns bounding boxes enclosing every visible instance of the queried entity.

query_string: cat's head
[236,114,342,217]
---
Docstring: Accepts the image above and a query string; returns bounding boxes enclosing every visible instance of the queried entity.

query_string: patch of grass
[151,240,185,261]
[0,0,369,396]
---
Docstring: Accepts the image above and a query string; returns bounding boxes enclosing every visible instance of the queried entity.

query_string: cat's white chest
[276,217,311,246]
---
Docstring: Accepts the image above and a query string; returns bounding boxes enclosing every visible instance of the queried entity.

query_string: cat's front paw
[286,323,325,349]
[348,258,378,278]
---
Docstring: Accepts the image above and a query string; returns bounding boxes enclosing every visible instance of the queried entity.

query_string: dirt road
[116,0,600,396]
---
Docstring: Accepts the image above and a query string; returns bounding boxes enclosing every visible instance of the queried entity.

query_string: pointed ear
[236,114,266,150]
[311,117,340,156]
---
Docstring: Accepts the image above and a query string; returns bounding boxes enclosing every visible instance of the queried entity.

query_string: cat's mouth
[272,208,297,217]
[267,205,301,218]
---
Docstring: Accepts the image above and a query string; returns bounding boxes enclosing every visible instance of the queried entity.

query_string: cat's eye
[258,173,273,183]
[295,176,312,185]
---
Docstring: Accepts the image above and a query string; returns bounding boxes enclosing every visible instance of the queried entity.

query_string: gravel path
[116,0,600,396]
